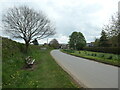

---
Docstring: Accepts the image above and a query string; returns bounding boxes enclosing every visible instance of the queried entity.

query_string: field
[2,37,78,88]
[61,49,120,67]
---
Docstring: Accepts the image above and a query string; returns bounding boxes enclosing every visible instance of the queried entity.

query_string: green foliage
[83,47,120,54]
[94,38,100,47]
[2,37,78,88]
[99,30,110,47]
[107,55,113,59]
[69,32,86,50]
[61,49,120,67]
[93,31,120,48]
[102,13,120,47]
[49,39,59,49]
[108,33,120,47]
[63,49,74,53]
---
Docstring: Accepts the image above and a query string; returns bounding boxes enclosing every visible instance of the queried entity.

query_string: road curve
[50,50,118,88]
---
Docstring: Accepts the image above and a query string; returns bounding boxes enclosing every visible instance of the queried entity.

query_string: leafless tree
[102,12,120,38]
[102,12,120,47]
[2,6,55,52]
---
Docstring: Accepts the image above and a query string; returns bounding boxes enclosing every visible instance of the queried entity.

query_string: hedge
[63,49,74,53]
[83,47,120,54]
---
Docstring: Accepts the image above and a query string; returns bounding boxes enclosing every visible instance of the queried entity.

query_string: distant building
[60,44,69,49]
[86,42,94,47]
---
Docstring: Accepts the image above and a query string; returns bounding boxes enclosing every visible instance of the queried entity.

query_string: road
[50,50,119,88]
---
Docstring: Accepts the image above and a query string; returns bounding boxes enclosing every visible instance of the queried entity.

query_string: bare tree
[103,12,120,37]
[2,6,55,52]
[102,12,120,47]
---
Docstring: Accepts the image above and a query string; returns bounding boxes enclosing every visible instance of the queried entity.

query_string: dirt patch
[21,63,37,71]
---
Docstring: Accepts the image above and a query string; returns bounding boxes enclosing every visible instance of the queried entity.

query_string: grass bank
[61,49,120,67]
[2,37,78,88]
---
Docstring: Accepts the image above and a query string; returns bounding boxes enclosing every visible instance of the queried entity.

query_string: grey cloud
[0,0,118,43]
[81,3,103,14]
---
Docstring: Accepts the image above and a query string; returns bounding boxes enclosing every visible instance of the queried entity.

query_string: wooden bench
[25,56,35,68]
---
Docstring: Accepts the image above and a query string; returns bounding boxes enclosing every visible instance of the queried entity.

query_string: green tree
[69,32,86,50]
[94,38,100,47]
[49,39,59,49]
[108,33,120,47]
[99,30,109,47]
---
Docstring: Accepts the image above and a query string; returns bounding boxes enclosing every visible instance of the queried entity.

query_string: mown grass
[2,37,78,88]
[61,49,120,67]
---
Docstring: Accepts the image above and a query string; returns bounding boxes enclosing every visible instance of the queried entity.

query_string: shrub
[83,47,120,54]
[84,51,87,54]
[63,49,74,53]
[97,54,104,58]
[91,53,94,56]
[87,53,90,56]
[91,53,96,56]
[94,54,96,56]
[101,54,104,57]
[107,56,113,59]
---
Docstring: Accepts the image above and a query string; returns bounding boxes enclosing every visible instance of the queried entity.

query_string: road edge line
[50,50,88,88]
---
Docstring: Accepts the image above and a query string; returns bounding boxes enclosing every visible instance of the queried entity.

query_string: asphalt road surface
[50,50,119,88]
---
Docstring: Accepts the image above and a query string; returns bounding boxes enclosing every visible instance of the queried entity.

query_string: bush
[83,47,120,54]
[87,53,90,56]
[107,56,113,59]
[91,53,94,56]
[101,54,104,57]
[94,54,96,56]
[63,49,74,53]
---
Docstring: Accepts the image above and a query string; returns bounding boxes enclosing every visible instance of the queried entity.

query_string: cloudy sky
[0,0,119,44]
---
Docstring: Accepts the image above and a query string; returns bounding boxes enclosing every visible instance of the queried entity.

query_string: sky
[0,0,119,44]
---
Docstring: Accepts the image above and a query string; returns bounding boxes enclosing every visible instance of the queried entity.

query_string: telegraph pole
[118,1,120,14]
[47,38,48,44]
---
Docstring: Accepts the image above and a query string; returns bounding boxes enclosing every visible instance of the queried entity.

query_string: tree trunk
[25,42,29,53]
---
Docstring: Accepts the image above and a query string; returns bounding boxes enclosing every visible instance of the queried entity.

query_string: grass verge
[2,37,78,88]
[61,49,120,67]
